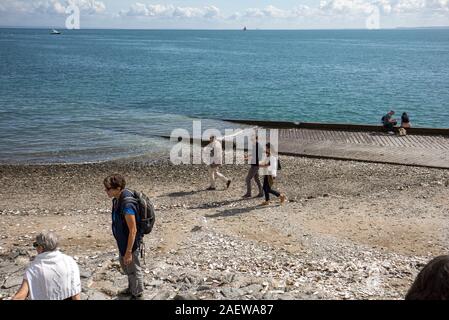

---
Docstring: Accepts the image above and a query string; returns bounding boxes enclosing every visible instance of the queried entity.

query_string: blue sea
[1,29,449,164]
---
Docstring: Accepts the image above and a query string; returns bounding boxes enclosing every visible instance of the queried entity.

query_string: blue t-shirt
[111,189,141,256]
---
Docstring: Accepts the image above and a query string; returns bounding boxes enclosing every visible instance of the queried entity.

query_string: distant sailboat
[243,26,247,31]
[50,29,61,35]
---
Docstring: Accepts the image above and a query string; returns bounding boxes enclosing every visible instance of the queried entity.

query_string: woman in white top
[258,143,286,206]
[12,231,81,300]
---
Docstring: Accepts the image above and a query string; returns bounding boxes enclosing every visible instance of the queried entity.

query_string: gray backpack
[119,190,155,235]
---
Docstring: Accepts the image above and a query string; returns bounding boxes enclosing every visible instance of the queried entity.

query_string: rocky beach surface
[1,155,448,300]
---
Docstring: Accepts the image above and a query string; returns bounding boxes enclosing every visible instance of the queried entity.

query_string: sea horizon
[2,26,449,30]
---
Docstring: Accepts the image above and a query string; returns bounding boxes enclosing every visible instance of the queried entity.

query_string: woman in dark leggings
[258,143,286,206]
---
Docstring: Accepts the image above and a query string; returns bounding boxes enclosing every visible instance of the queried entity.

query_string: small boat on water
[50,29,61,35]
[243,26,247,31]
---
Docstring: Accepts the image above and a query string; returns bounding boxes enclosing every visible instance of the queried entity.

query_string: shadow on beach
[165,190,206,197]
[190,197,250,210]
[205,204,263,218]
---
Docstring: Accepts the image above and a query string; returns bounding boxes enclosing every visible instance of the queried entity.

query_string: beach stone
[277,293,297,300]
[87,290,110,300]
[173,293,198,300]
[80,292,88,300]
[147,279,164,287]
[79,270,92,279]
[0,264,22,275]
[220,287,244,298]
[151,290,171,300]
[2,276,23,289]
[241,284,263,294]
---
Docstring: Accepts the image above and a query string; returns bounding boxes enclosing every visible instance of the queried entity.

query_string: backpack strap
[117,189,138,215]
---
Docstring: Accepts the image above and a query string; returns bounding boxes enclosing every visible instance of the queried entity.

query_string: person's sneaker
[260,201,270,206]
[226,180,232,189]
[242,194,251,198]
[206,186,216,191]
[130,294,144,300]
[388,131,395,135]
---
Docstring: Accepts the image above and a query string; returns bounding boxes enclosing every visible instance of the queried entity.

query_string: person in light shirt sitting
[12,231,81,300]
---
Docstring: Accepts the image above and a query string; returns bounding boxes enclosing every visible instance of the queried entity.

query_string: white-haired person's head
[33,231,59,253]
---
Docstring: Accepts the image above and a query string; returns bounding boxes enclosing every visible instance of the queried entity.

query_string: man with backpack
[104,174,152,300]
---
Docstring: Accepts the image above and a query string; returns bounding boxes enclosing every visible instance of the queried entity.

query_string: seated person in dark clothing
[401,112,411,128]
[382,110,397,133]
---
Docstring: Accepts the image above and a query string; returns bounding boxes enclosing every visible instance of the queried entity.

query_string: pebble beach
[1,154,449,300]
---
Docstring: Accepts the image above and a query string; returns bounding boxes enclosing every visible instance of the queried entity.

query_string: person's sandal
[280,194,286,205]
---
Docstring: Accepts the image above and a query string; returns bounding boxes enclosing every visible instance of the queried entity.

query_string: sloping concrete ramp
[225,120,449,169]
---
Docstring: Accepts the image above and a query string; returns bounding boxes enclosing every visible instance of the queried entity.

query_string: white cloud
[319,0,449,15]
[0,0,106,15]
[125,3,173,17]
[319,0,375,15]
[229,5,313,20]
[74,0,106,14]
[393,0,427,13]
[120,3,220,19]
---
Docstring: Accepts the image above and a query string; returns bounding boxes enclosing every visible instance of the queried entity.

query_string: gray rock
[197,285,212,291]
[220,287,244,298]
[146,279,164,287]
[80,270,92,279]
[277,293,296,300]
[0,264,22,275]
[173,293,198,300]
[80,292,88,300]
[151,290,171,300]
[2,276,23,289]
[241,284,263,294]
[87,290,110,300]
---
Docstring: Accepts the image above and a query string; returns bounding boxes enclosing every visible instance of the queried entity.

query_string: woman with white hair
[12,231,81,300]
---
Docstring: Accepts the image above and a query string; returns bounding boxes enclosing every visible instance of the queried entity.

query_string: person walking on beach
[381,110,397,134]
[401,112,411,128]
[258,143,286,206]
[12,232,81,300]
[104,174,144,300]
[243,134,263,198]
[203,135,231,190]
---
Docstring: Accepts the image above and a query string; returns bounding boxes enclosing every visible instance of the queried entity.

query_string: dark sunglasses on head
[33,242,39,248]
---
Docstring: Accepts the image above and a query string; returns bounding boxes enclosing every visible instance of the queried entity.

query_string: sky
[0,0,448,29]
